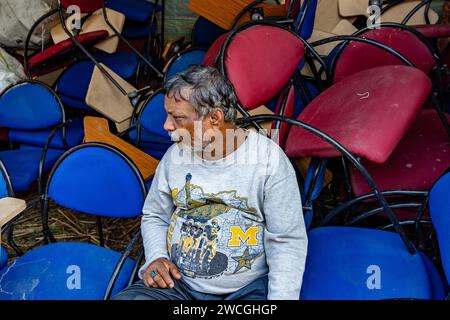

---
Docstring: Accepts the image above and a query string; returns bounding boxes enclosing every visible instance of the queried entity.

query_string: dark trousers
[111,275,268,300]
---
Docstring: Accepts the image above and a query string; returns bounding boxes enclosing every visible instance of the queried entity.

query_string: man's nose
[164,117,175,132]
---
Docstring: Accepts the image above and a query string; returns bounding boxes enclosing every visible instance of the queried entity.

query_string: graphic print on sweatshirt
[167,173,265,279]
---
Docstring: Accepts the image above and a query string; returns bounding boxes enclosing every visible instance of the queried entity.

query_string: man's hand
[143,258,182,289]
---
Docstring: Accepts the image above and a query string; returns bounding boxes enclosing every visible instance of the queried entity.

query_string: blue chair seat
[0,148,64,193]
[0,246,7,270]
[56,52,139,102]
[107,0,162,23]
[300,227,446,300]
[0,242,134,300]
[8,118,84,150]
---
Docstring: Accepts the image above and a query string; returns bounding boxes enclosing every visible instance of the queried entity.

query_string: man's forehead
[164,93,195,114]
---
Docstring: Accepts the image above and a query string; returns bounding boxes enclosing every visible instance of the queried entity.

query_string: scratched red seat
[285,65,431,163]
[349,110,450,197]
[324,25,449,202]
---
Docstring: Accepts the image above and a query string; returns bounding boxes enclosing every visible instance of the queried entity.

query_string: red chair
[305,23,449,223]
[211,21,325,147]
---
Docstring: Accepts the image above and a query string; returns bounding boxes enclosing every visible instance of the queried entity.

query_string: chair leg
[41,197,56,244]
[6,223,23,256]
[97,216,105,247]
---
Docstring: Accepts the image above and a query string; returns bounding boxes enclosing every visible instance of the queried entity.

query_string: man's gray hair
[163,65,239,122]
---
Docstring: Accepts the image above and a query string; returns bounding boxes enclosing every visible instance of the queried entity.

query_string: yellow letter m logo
[228,226,259,246]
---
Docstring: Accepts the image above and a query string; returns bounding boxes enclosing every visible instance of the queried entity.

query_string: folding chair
[0,143,146,300]
[0,81,84,193]
[285,61,438,221]
[308,23,449,223]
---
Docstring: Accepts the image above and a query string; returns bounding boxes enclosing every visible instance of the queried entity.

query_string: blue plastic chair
[300,226,446,300]
[56,52,139,110]
[191,17,227,48]
[129,89,172,161]
[164,48,206,81]
[0,81,83,193]
[0,143,147,300]
[299,172,450,300]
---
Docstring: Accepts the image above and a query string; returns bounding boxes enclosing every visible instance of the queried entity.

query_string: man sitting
[112,65,308,300]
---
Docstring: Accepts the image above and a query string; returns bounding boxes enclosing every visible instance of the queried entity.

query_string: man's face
[164,94,213,151]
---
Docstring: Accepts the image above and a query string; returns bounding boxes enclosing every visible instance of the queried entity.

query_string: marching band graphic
[168,173,264,279]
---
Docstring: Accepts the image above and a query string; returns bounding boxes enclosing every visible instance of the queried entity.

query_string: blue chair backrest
[429,171,450,287]
[165,49,206,80]
[47,143,146,218]
[191,16,227,48]
[0,81,63,130]
[138,90,168,137]
[295,0,317,40]
[0,160,12,198]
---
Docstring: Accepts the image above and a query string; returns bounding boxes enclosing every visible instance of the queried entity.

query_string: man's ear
[209,108,225,127]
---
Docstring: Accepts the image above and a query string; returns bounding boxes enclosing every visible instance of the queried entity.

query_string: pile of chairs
[0,0,449,300]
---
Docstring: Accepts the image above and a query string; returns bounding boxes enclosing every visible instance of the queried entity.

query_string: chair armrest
[0,198,27,229]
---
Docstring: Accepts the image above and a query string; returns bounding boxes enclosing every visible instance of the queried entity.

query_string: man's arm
[263,151,308,300]
[138,157,174,279]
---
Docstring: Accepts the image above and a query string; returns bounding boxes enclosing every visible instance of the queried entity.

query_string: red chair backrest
[60,0,104,13]
[202,33,229,67]
[221,24,304,110]
[333,27,436,83]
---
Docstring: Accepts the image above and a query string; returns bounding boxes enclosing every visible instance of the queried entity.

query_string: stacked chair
[0,81,83,194]
[0,143,146,299]
[211,20,449,299]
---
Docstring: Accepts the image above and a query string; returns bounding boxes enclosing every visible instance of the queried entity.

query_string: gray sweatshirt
[139,130,308,300]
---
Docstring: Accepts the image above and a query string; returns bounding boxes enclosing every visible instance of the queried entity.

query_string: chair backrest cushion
[333,27,436,83]
[0,82,63,130]
[139,91,168,137]
[222,25,304,110]
[60,0,104,13]
[165,49,206,80]
[47,144,146,218]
